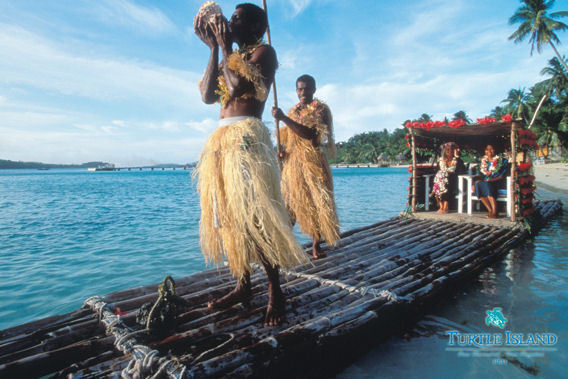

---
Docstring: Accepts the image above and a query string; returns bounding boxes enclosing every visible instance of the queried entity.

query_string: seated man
[472,144,508,219]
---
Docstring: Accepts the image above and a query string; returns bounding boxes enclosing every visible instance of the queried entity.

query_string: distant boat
[37,168,49,171]
[88,163,115,172]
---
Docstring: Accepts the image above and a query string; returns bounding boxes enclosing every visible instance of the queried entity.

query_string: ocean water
[0,168,566,377]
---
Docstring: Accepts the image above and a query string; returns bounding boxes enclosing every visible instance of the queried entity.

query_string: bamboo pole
[0,308,93,341]
[261,0,282,169]
[511,121,518,222]
[411,130,417,212]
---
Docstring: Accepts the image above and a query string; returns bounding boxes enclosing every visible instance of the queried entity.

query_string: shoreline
[332,162,568,194]
[332,163,408,168]
[533,162,568,194]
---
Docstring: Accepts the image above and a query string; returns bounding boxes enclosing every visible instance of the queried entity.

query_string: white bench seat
[457,175,512,217]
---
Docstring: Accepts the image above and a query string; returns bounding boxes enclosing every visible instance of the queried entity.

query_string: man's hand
[272,107,285,121]
[194,15,217,49]
[210,15,232,56]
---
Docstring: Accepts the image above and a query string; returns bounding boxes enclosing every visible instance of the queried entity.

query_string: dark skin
[472,145,500,219]
[272,81,332,260]
[195,8,283,326]
[195,9,277,119]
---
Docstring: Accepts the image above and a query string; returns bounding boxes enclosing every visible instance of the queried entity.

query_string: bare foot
[208,279,251,309]
[265,289,285,326]
[312,246,327,260]
[311,239,326,260]
[440,209,449,214]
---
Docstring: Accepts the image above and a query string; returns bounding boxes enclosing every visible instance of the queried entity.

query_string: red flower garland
[448,119,466,128]
[522,207,535,217]
[521,196,534,204]
[476,116,497,124]
[518,175,535,185]
[405,113,512,130]
[518,162,532,172]
[520,187,534,196]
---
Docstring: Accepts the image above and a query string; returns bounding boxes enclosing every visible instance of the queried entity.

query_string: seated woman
[431,142,466,214]
[473,144,508,219]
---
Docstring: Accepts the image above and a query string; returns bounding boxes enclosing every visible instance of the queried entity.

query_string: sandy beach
[533,162,568,194]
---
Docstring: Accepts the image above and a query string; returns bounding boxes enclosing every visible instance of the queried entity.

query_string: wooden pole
[529,94,547,129]
[410,130,417,212]
[262,0,282,170]
[510,121,518,222]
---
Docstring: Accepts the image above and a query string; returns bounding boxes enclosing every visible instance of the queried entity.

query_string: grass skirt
[195,118,306,279]
[280,127,340,246]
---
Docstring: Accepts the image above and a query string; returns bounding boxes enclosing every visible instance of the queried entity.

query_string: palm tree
[417,113,432,122]
[532,103,565,155]
[529,56,568,127]
[509,0,568,72]
[540,56,568,98]
[490,106,506,118]
[452,110,471,123]
[502,88,530,121]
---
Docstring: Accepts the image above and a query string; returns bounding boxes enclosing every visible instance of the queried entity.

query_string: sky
[1,0,566,166]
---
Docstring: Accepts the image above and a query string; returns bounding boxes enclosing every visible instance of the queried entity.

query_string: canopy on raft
[410,121,518,153]
[406,119,536,222]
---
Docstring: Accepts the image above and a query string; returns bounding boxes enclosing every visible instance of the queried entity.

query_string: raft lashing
[0,200,562,378]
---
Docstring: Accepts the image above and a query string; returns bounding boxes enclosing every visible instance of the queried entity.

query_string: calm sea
[0,168,566,377]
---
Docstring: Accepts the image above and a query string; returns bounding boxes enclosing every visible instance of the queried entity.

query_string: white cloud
[0,109,73,130]
[185,118,218,134]
[317,56,550,143]
[93,0,177,35]
[392,0,464,47]
[0,120,209,165]
[0,24,202,107]
[290,0,312,17]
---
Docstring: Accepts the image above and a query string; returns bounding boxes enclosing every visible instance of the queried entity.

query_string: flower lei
[215,40,268,107]
[289,99,329,142]
[480,155,502,176]
[290,99,325,122]
[439,156,457,171]
[288,99,335,157]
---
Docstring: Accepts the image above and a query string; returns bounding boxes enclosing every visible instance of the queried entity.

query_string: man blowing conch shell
[193,2,306,326]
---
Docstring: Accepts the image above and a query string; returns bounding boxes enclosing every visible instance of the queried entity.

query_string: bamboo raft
[0,200,562,378]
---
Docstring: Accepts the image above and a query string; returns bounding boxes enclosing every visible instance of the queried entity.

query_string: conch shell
[194,1,224,27]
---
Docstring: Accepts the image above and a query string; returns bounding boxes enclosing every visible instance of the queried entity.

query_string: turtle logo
[485,307,507,329]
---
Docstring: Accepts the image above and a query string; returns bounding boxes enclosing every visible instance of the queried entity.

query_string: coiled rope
[83,296,188,378]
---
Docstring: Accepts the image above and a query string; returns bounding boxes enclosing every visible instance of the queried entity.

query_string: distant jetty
[333,163,403,168]
[87,164,194,172]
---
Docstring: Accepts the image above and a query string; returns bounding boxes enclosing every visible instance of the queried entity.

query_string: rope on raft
[252,263,409,302]
[83,296,187,379]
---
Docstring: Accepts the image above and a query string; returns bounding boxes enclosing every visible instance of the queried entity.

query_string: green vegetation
[0,160,110,169]
[508,0,568,71]
[330,128,409,164]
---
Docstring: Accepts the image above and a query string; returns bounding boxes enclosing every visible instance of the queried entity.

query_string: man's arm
[195,16,220,104]
[223,44,277,99]
[271,107,316,141]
